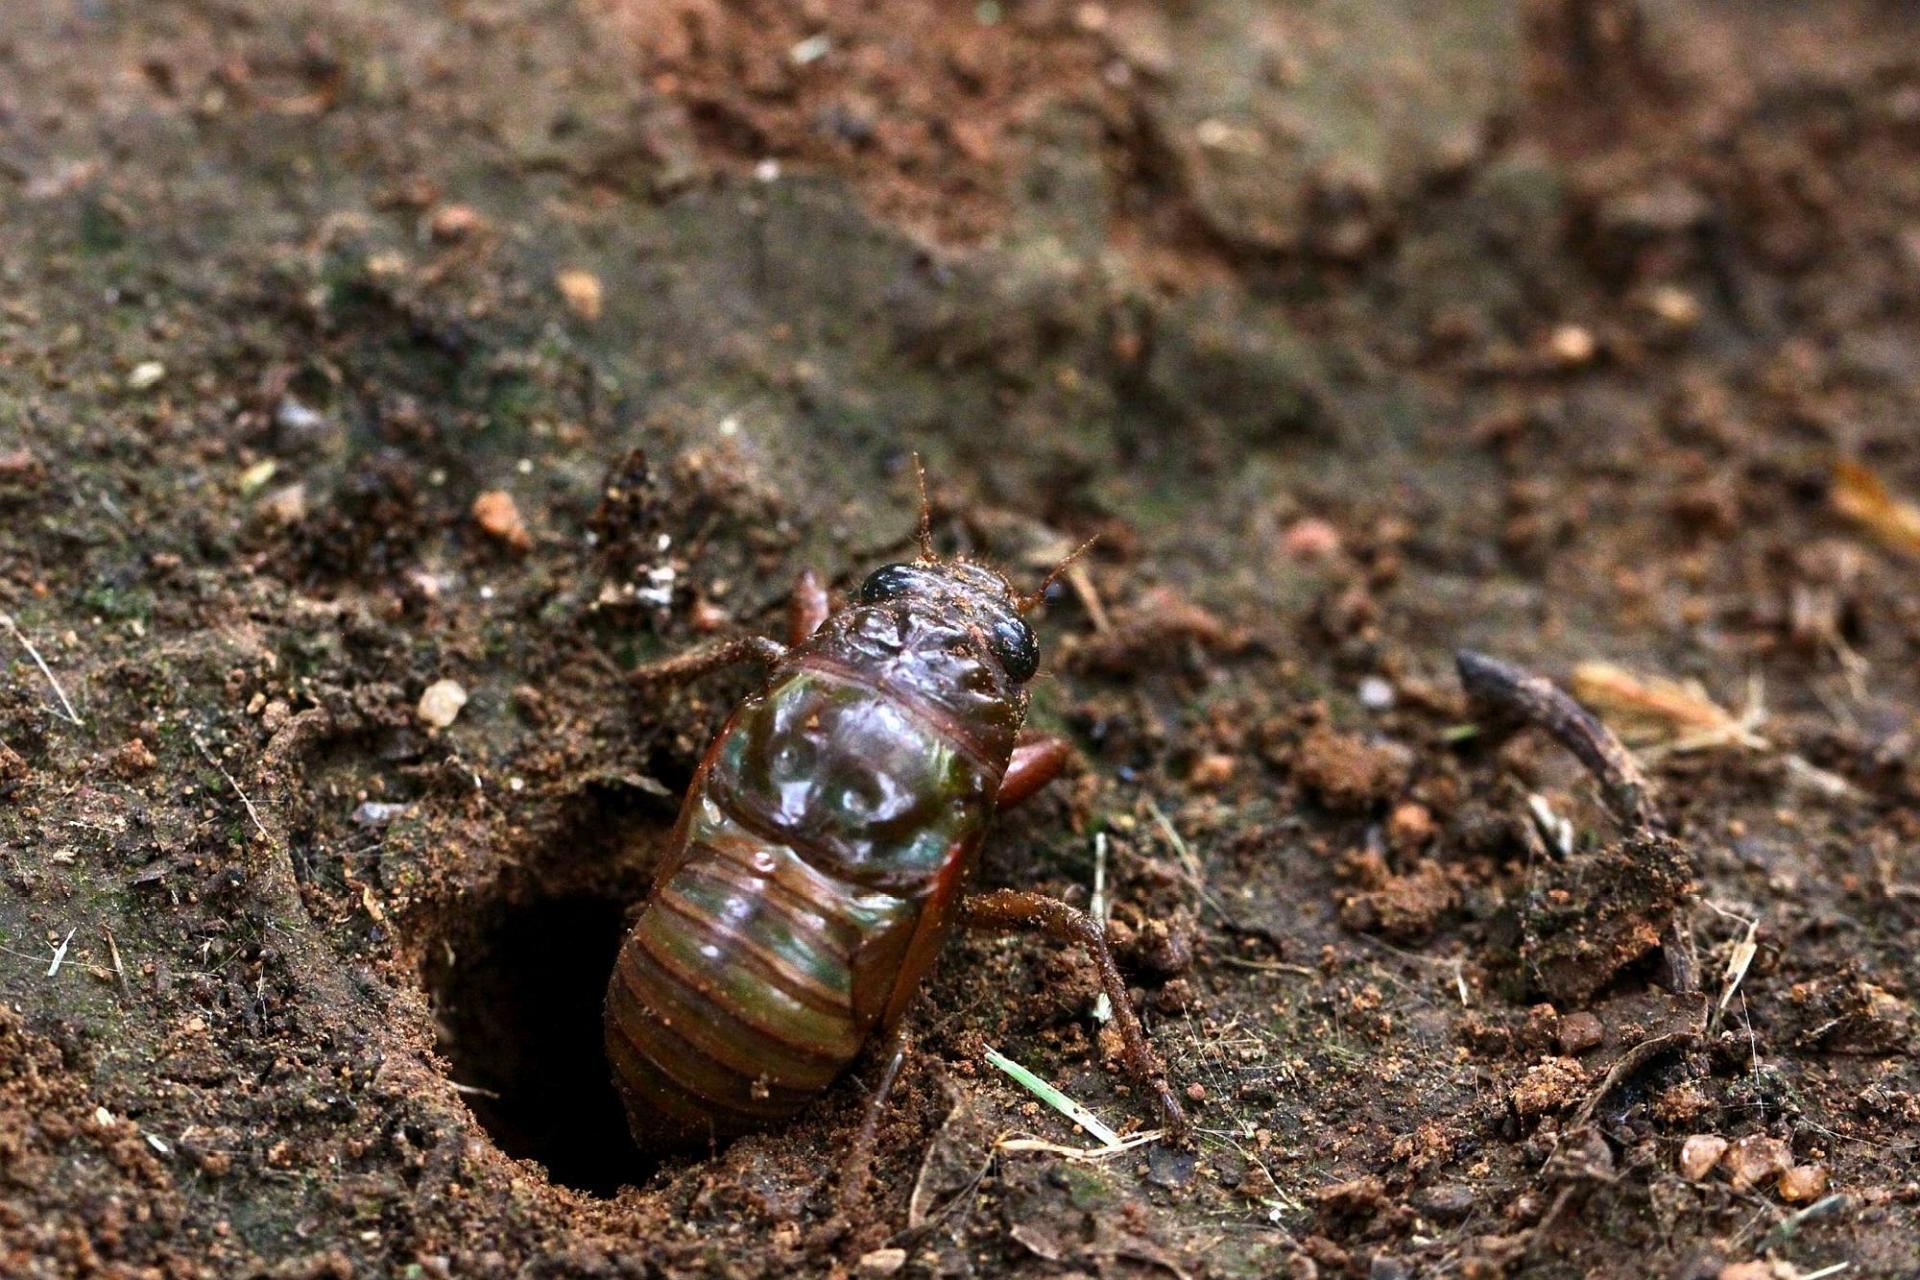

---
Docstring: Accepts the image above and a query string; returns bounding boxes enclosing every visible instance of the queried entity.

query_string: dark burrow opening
[424,891,653,1196]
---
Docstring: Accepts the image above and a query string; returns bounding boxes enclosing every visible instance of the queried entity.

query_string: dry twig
[1456,650,1656,830]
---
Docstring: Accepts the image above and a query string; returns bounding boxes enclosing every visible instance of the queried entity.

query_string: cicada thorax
[605,601,1027,1151]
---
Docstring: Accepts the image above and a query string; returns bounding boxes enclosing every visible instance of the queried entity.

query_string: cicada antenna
[1019,534,1100,614]
[912,454,936,562]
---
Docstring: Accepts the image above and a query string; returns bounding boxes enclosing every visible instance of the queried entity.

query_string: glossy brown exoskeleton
[604,500,1188,1167]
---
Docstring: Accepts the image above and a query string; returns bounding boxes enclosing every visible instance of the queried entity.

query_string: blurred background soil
[3,0,1920,1276]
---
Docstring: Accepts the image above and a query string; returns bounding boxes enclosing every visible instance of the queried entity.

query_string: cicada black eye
[988,615,1039,683]
[858,563,924,604]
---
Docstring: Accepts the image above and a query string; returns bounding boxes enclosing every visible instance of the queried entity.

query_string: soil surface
[4,1,1920,1277]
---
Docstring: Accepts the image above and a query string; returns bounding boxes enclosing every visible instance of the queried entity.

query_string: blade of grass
[984,1047,1122,1149]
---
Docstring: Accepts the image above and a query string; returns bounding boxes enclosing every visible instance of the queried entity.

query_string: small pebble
[1282,516,1342,561]
[236,459,278,495]
[1186,751,1236,789]
[1557,1011,1605,1055]
[351,801,414,827]
[1722,1134,1793,1192]
[789,33,832,65]
[1358,676,1396,710]
[1386,801,1434,852]
[274,396,332,445]
[428,204,485,242]
[1678,1134,1727,1182]
[1547,324,1596,366]
[856,1248,906,1277]
[256,484,309,528]
[556,268,603,321]
[1420,1189,1474,1228]
[128,360,167,390]
[1147,1142,1196,1189]
[1411,1183,1476,1222]
[1777,1163,1829,1202]
[1645,285,1701,330]
[1369,1257,1410,1280]
[1073,4,1109,34]
[417,679,469,730]
[472,490,532,551]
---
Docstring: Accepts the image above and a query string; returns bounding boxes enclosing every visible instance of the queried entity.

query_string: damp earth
[4,1,1920,1278]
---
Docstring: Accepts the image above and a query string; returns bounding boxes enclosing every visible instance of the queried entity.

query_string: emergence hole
[426,892,651,1196]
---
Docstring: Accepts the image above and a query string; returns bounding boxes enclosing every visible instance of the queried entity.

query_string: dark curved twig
[1456,650,1658,832]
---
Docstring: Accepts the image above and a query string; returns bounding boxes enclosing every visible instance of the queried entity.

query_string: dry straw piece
[1571,661,1767,754]
[1833,458,1920,560]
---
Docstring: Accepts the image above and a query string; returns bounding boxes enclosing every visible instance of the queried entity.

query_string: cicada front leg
[996,731,1073,809]
[788,567,832,644]
[628,570,834,689]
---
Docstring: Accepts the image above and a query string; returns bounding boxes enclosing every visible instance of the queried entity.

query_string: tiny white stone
[128,361,166,390]
[351,801,413,826]
[1359,676,1396,710]
[417,679,469,729]
[275,396,325,434]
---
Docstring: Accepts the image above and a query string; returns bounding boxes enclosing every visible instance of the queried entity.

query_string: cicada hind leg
[960,889,1191,1144]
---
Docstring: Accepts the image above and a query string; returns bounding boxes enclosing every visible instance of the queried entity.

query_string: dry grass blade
[1572,661,1767,754]
[1834,459,1920,560]
[103,927,133,1000]
[1,612,84,726]
[1719,920,1759,1015]
[1703,902,1760,1029]
[1090,832,1112,1024]
[46,927,76,978]
[995,1131,1161,1161]
[192,732,269,838]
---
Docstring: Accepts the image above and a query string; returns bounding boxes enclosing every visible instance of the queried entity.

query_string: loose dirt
[3,1,1919,1277]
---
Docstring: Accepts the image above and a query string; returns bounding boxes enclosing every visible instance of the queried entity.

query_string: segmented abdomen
[605,795,916,1146]
[605,663,998,1150]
